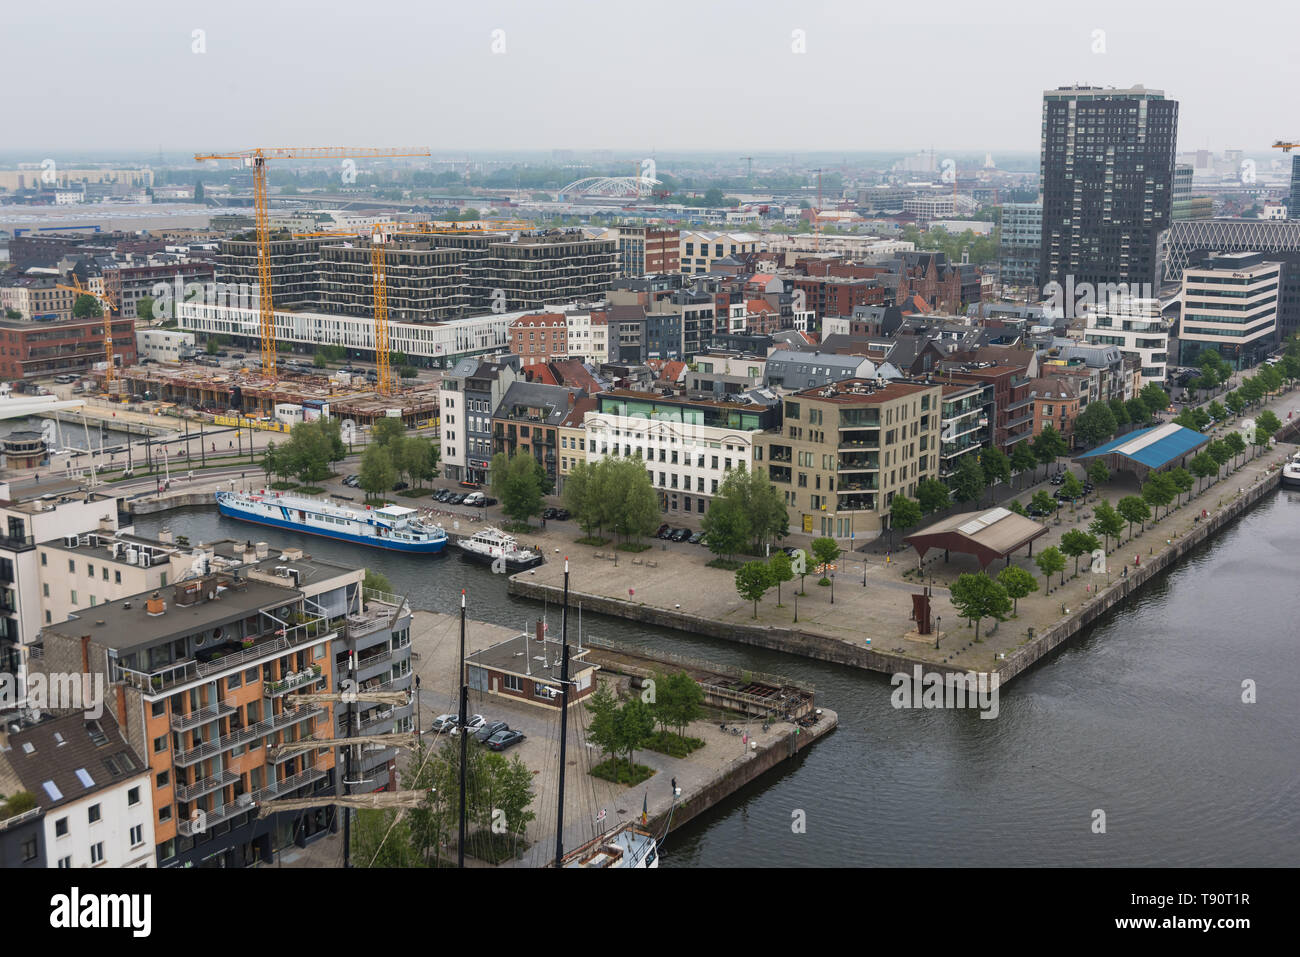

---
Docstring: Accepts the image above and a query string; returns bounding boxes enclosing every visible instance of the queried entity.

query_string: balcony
[838,455,879,472]
[253,763,328,802]
[178,794,254,836]
[837,432,879,451]
[172,705,326,767]
[264,666,322,697]
[173,769,240,803]
[170,698,238,733]
[0,534,35,554]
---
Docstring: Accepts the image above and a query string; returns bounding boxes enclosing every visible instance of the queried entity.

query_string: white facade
[564,312,609,363]
[43,774,155,869]
[176,301,591,365]
[439,387,465,476]
[135,328,195,363]
[679,232,758,274]
[1081,297,1171,381]
[1180,258,1280,368]
[583,410,759,512]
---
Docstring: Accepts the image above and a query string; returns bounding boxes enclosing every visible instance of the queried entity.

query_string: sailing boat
[551,559,662,869]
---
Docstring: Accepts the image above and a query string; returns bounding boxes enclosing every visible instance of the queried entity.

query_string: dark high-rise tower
[1290,155,1300,219]
[1038,85,1179,291]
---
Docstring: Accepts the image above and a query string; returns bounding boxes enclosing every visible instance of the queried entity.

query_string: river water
[132,493,1300,867]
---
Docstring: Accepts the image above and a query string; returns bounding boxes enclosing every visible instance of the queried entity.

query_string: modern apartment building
[902,196,956,221]
[938,382,991,482]
[29,549,380,867]
[216,235,324,309]
[1171,164,1213,222]
[472,235,617,311]
[585,390,778,517]
[755,379,944,539]
[438,357,478,481]
[317,240,469,322]
[102,261,216,320]
[1039,85,1179,289]
[36,529,191,629]
[1178,251,1280,368]
[1082,296,1171,380]
[939,347,1039,453]
[998,202,1042,290]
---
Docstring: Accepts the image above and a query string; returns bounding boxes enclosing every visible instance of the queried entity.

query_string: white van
[462,492,485,507]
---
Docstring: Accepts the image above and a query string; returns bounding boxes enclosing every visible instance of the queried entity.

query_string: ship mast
[554,558,571,867]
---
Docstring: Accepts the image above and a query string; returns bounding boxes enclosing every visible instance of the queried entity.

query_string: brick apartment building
[0,315,137,380]
[508,313,568,361]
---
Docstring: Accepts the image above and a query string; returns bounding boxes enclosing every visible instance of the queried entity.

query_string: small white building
[135,328,195,363]
[1081,297,1171,382]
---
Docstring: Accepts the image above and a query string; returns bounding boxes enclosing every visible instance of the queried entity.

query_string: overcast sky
[4,0,1296,157]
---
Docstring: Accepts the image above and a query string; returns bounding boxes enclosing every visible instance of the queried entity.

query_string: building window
[88,804,101,825]
[159,806,172,823]
[57,855,71,868]
[153,735,166,753]
[90,842,104,864]
[130,824,143,847]
[128,786,141,806]
[22,839,38,863]
[503,674,523,692]
[157,770,169,788]
[55,817,68,837]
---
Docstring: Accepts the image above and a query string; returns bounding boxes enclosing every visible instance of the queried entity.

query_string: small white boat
[1282,451,1300,489]
[561,824,660,868]
[455,527,543,569]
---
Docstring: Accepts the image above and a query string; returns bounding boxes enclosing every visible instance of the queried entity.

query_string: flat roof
[45,576,300,653]
[465,634,595,684]
[1074,422,1209,470]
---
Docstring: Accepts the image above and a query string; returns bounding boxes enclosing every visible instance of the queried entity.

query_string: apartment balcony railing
[178,794,255,836]
[264,667,322,698]
[172,705,326,767]
[115,617,335,697]
[355,649,394,674]
[0,534,35,554]
[170,697,238,733]
[173,769,240,803]
[1004,411,1034,430]
[253,764,328,803]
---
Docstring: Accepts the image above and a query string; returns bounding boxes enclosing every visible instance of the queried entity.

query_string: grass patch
[296,485,325,495]
[643,730,705,758]
[575,535,610,546]
[464,829,530,865]
[616,541,651,553]
[269,481,296,491]
[501,521,532,534]
[590,759,657,787]
[397,488,429,498]
[707,557,743,571]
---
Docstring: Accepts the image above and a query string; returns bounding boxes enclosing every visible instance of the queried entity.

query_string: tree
[615,698,657,774]
[1008,499,1028,516]
[1086,459,1110,487]
[1256,409,1282,438]
[1060,529,1100,575]
[1189,452,1219,492]
[352,808,419,868]
[313,352,328,368]
[1139,383,1170,417]
[1125,397,1152,427]
[363,569,394,593]
[261,441,279,484]
[1207,401,1227,423]
[399,436,438,489]
[1223,430,1247,469]
[1108,397,1130,428]
[652,671,705,739]
[997,565,1038,616]
[810,537,841,584]
[701,491,748,562]
[950,453,985,504]
[73,294,102,318]
[1141,473,1176,520]
[491,451,546,526]
[136,296,155,321]
[916,477,950,514]
[359,444,396,501]
[3,308,21,320]
[205,337,220,355]
[1224,390,1245,418]
[768,551,793,606]
[1032,425,1068,478]
[890,494,923,558]
[563,460,596,536]
[1254,426,1271,456]
[1060,472,1084,502]
[1035,545,1066,590]
[948,573,1011,640]
[980,448,1011,497]
[1010,442,1038,487]
[735,561,773,618]
[1074,402,1117,447]
[584,683,621,765]
[1090,500,1124,552]
[371,416,406,449]
[1116,495,1150,540]
[1167,466,1194,506]
[1206,439,1232,479]
[1031,490,1057,516]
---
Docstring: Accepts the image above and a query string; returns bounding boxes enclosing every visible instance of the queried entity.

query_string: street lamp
[935,615,942,650]
[793,591,798,623]
[830,572,835,605]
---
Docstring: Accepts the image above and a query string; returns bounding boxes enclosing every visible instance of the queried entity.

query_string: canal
[132,493,1300,867]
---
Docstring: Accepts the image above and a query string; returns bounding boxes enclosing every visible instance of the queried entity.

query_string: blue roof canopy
[1074,422,1209,470]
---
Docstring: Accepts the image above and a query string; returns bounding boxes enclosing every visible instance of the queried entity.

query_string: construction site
[102,362,442,427]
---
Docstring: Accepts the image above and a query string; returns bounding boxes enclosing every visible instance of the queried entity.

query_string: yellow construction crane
[56,276,118,391]
[1273,141,1299,152]
[193,147,432,380]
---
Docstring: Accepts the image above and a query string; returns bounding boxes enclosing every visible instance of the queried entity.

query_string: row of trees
[562,455,656,544]
[733,537,843,617]
[584,671,705,774]
[358,419,440,500]
[261,418,346,486]
[352,739,535,867]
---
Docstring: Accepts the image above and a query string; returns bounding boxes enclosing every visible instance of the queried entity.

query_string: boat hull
[455,542,543,569]
[1282,468,1300,489]
[216,500,448,553]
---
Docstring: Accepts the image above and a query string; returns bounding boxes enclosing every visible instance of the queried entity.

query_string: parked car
[688,530,706,544]
[480,496,498,507]
[553,508,569,520]
[781,545,801,557]
[474,720,509,744]
[392,481,409,492]
[451,714,485,736]
[430,714,458,733]
[543,507,559,520]
[656,524,673,539]
[433,489,450,502]
[670,527,692,542]
[485,729,526,751]
[449,492,466,505]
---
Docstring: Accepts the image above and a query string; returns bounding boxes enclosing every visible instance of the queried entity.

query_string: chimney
[81,635,91,676]
[146,592,166,617]
[157,527,173,545]
[116,684,128,734]
[535,619,546,646]
[255,542,269,559]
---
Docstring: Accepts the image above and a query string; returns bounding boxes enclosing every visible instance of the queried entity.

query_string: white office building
[1081,297,1171,381]
[1179,251,1280,369]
